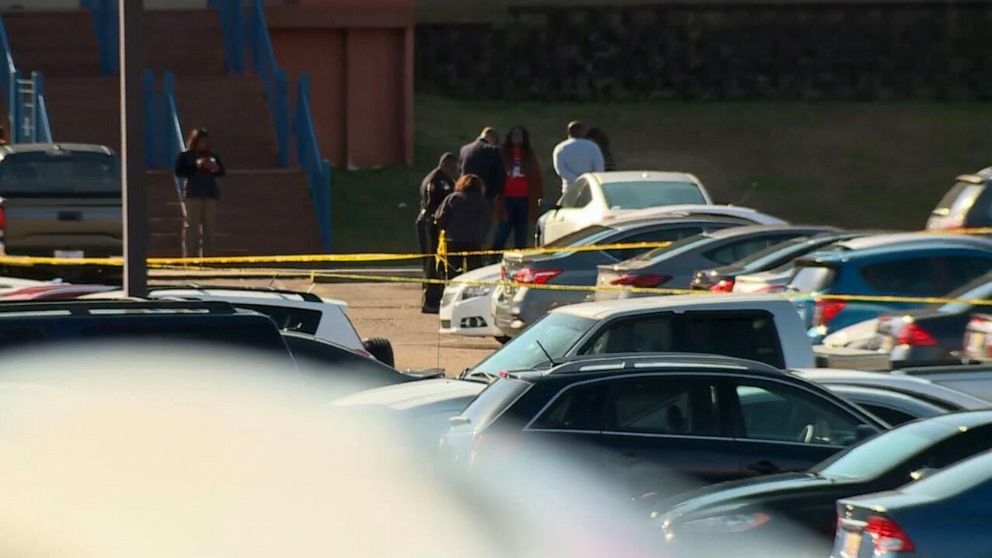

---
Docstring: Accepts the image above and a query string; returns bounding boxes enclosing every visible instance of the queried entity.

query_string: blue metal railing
[0,15,53,143]
[81,0,118,75]
[0,14,18,141]
[208,0,244,74]
[143,70,187,216]
[249,0,289,167]
[294,73,332,250]
[32,72,52,143]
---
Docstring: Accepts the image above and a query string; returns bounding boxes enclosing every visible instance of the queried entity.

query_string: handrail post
[274,68,289,167]
[319,159,332,250]
[142,69,156,168]
[9,68,19,143]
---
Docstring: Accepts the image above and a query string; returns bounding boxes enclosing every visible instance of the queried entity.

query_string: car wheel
[362,337,395,367]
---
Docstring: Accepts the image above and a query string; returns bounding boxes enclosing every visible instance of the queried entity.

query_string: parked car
[283,332,419,390]
[732,262,800,294]
[662,411,992,558]
[594,225,837,301]
[925,168,992,232]
[438,264,505,340]
[866,273,992,368]
[691,231,874,293]
[445,354,885,500]
[495,215,752,338]
[787,233,992,342]
[537,171,713,244]
[895,365,992,403]
[0,144,121,258]
[796,369,990,421]
[833,449,992,558]
[600,204,787,227]
[466,294,815,382]
[91,285,391,364]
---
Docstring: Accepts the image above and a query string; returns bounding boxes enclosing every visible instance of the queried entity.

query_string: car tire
[362,337,395,367]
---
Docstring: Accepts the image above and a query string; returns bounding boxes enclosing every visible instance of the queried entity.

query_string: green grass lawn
[330,95,992,254]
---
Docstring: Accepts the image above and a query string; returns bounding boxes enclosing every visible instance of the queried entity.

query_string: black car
[658,411,992,558]
[283,331,420,390]
[443,354,885,500]
[689,231,873,293]
[870,273,992,367]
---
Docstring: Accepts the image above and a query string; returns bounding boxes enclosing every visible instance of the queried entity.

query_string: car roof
[585,171,701,185]
[540,352,783,378]
[552,293,794,320]
[794,368,990,409]
[829,232,992,254]
[603,205,786,225]
[0,143,115,156]
[604,214,751,232]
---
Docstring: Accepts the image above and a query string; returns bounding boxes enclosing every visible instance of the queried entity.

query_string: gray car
[494,215,751,337]
[0,143,121,258]
[594,224,837,301]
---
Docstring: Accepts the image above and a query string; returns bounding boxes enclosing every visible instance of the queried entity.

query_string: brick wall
[416,1,992,100]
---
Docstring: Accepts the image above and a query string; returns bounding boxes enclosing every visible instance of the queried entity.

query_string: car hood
[662,473,844,521]
[330,378,484,413]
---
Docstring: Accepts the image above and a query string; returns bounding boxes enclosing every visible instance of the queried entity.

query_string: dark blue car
[787,233,992,343]
[833,449,992,558]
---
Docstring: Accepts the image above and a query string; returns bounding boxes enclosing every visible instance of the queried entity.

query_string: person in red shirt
[493,126,544,250]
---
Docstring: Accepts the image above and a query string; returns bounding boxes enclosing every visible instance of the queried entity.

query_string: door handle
[745,460,780,475]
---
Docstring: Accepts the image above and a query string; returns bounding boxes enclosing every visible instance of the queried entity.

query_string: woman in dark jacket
[434,174,490,274]
[493,125,544,250]
[174,128,225,257]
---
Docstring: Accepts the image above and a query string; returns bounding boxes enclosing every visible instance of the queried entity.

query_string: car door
[596,374,741,498]
[543,178,595,244]
[725,377,871,477]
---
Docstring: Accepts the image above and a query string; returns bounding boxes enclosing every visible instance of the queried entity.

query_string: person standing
[416,153,458,313]
[458,127,505,204]
[175,128,225,257]
[552,120,604,197]
[493,126,543,250]
[434,174,491,275]
[586,127,616,171]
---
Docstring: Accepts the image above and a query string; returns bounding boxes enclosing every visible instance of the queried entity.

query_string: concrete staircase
[3,8,324,257]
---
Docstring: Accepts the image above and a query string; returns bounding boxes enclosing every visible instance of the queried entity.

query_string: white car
[439,264,504,339]
[537,171,713,244]
[87,286,382,361]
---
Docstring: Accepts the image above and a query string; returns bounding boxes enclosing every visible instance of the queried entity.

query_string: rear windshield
[458,378,532,431]
[601,181,707,209]
[933,182,984,217]
[0,150,120,196]
[546,225,613,248]
[813,420,959,481]
[627,232,713,263]
[789,265,836,293]
[937,276,992,314]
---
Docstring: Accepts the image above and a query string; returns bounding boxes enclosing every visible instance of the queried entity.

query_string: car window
[237,304,323,335]
[545,225,612,248]
[604,226,706,261]
[937,275,992,314]
[581,315,676,355]
[471,313,595,375]
[681,311,785,368]
[734,381,863,446]
[530,382,605,431]
[603,376,721,436]
[574,183,593,207]
[933,182,984,218]
[0,150,120,196]
[859,256,992,296]
[940,256,992,292]
[703,234,801,266]
[600,181,707,209]
[789,265,837,293]
[857,404,918,426]
[559,178,588,208]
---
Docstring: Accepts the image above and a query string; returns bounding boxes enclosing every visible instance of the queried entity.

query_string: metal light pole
[120,0,147,296]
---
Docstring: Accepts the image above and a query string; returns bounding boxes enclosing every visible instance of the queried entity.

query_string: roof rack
[150,284,324,304]
[0,300,239,316]
[546,352,784,376]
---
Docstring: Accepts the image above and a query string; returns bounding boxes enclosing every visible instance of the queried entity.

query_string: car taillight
[897,321,938,347]
[710,278,735,293]
[610,274,671,288]
[864,516,915,554]
[813,298,847,327]
[512,267,562,285]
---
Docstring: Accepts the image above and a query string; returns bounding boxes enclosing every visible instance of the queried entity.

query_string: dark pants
[417,218,443,310]
[444,241,484,277]
[493,196,530,250]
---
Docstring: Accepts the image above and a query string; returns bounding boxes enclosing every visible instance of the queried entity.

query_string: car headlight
[679,512,770,535]
[462,285,493,300]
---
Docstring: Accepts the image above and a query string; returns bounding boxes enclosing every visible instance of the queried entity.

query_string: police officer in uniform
[417,153,458,313]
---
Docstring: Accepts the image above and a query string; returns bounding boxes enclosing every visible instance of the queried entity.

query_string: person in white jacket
[552,121,605,198]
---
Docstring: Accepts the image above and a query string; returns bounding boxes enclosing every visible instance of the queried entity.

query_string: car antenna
[535,340,558,367]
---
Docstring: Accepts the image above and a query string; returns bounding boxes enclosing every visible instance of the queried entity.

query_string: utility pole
[120,0,147,296]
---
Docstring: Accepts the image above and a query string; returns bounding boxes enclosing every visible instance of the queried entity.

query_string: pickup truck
[464,293,814,381]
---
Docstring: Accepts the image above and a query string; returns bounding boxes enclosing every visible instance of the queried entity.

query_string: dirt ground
[187,278,501,375]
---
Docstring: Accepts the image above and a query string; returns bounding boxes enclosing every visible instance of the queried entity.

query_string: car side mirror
[855,424,881,442]
[910,467,937,481]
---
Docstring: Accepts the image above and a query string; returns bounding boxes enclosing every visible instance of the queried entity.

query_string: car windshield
[937,276,992,314]
[469,312,595,377]
[628,233,713,263]
[812,419,958,481]
[545,225,614,248]
[933,181,984,218]
[600,180,707,209]
[731,237,811,270]
[0,150,120,196]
